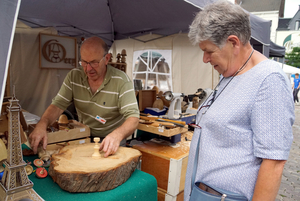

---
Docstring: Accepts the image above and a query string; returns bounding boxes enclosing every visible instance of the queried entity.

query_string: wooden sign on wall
[39,33,77,69]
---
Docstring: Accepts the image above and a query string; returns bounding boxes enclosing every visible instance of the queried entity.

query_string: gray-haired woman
[185,1,294,201]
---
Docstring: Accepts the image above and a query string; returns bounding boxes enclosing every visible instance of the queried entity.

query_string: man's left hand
[98,117,139,157]
[99,133,122,157]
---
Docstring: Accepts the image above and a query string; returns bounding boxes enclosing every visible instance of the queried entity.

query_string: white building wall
[276,31,297,46]
[276,30,300,53]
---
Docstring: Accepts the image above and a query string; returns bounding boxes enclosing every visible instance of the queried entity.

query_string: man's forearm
[36,104,64,129]
[111,117,139,141]
[252,159,286,201]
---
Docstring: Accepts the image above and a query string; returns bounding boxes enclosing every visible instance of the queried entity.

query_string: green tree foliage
[285,47,300,68]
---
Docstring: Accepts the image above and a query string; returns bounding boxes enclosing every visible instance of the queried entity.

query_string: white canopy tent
[275,61,300,86]
[280,63,300,74]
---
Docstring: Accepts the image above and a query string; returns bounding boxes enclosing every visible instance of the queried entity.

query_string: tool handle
[157,118,186,126]
[151,121,175,128]
[140,116,186,125]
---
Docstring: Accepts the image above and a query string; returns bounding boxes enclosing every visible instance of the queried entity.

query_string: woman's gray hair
[188,0,251,48]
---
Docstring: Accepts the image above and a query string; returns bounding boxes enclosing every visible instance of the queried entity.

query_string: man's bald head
[81,36,109,55]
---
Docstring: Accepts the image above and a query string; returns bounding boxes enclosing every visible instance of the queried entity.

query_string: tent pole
[107,0,115,43]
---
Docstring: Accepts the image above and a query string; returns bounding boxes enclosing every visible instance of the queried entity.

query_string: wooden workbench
[133,136,191,201]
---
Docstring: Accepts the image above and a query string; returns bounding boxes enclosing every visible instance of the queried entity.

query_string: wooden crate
[28,120,90,144]
[138,90,157,111]
[158,188,184,201]
[133,140,190,196]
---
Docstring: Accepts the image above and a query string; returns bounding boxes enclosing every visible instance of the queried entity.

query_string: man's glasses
[79,55,106,68]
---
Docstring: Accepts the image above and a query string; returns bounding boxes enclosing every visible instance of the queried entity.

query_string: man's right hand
[28,104,64,154]
[29,127,48,154]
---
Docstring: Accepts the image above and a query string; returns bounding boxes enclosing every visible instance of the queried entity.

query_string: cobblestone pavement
[276,105,300,201]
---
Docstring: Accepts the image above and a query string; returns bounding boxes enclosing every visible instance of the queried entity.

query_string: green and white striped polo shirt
[52,65,139,137]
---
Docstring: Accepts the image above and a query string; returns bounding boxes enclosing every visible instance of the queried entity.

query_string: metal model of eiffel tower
[0,90,43,201]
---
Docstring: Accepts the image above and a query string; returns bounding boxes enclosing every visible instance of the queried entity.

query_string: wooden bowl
[25,165,33,175]
[33,159,44,167]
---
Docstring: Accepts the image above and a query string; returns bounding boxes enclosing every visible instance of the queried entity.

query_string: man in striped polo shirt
[29,37,139,157]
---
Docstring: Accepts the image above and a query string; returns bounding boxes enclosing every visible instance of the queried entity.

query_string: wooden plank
[137,123,188,137]
[179,156,189,192]
[176,190,184,201]
[140,151,170,191]
[157,189,165,201]
[133,141,189,160]
[158,188,184,201]
[138,90,157,111]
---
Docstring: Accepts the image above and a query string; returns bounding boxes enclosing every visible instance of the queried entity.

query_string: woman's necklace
[195,48,254,126]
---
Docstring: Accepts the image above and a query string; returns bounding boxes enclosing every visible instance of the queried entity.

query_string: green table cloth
[22,146,157,201]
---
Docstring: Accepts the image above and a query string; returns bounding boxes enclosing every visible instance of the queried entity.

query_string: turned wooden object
[58,114,69,129]
[192,97,199,109]
[116,53,121,63]
[121,49,127,63]
[92,137,101,159]
[49,143,142,192]
[152,99,164,110]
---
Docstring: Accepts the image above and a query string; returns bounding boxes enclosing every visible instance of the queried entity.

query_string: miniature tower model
[0,89,43,201]
[92,137,101,159]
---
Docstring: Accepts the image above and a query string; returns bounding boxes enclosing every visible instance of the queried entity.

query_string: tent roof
[269,41,286,57]
[18,0,201,46]
[235,0,282,12]
[17,0,272,49]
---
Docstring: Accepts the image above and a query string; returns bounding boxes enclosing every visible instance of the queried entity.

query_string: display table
[133,139,190,201]
[22,145,157,201]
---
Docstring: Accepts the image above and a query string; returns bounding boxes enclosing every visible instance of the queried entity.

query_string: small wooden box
[133,140,190,197]
[158,188,184,201]
[28,120,90,144]
[138,90,157,111]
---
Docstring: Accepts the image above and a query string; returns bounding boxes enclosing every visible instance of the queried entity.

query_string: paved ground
[276,105,300,201]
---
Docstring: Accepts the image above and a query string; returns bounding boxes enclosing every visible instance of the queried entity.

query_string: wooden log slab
[48,143,142,192]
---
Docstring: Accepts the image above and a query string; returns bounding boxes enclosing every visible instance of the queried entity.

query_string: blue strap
[191,128,201,193]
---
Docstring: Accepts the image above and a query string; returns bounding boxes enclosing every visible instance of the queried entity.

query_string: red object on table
[36,167,48,178]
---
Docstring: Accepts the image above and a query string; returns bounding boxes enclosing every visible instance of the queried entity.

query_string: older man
[29,37,139,157]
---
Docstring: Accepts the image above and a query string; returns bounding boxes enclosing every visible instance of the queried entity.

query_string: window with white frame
[132,50,172,92]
